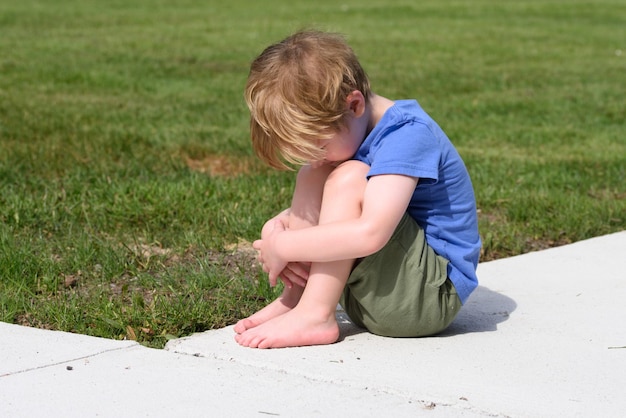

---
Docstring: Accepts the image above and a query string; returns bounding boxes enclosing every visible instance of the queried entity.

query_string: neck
[366,93,394,132]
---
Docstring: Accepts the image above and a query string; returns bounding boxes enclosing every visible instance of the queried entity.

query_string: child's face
[308,90,369,169]
[310,109,368,168]
[310,127,362,168]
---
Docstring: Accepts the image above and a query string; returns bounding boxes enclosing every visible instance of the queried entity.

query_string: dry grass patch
[184,154,260,177]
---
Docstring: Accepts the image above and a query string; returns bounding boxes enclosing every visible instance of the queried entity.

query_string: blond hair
[245,30,371,169]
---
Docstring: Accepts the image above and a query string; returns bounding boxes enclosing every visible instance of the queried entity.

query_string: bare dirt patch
[184,154,259,177]
[219,238,260,280]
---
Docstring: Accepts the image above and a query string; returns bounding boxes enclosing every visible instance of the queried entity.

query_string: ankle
[294,303,337,324]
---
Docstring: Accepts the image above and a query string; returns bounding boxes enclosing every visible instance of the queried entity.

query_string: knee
[324,161,369,195]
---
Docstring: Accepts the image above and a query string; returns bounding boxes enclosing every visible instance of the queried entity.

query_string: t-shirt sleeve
[366,121,441,183]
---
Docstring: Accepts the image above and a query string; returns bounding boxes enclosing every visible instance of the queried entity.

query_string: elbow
[358,223,393,256]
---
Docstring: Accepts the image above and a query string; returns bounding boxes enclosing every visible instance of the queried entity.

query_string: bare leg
[235,161,369,348]
[234,164,334,334]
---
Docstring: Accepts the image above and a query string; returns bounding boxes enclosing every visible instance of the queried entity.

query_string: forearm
[266,174,417,265]
[274,218,390,263]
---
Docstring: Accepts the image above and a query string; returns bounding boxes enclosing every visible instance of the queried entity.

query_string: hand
[253,219,289,287]
[277,262,311,288]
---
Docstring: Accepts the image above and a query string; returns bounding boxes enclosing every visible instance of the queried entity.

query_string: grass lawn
[1,0,624,347]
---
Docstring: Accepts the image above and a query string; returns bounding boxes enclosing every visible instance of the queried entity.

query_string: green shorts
[340,213,462,337]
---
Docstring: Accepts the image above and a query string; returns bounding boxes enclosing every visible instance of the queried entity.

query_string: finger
[273,219,286,232]
[288,262,310,280]
[252,239,262,250]
[282,267,307,288]
[269,271,280,287]
[279,276,293,289]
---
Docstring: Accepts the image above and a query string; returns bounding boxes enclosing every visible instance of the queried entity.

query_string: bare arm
[255,174,418,283]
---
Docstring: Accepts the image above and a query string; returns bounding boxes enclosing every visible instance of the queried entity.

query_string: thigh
[340,213,462,337]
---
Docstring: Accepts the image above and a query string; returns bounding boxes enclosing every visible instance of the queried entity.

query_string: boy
[234,30,481,349]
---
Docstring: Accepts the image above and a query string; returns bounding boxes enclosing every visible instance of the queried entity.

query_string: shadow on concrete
[439,285,517,336]
[336,311,367,341]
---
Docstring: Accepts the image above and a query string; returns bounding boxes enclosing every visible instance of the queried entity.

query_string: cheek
[346,138,361,156]
[328,146,349,160]
[338,142,356,159]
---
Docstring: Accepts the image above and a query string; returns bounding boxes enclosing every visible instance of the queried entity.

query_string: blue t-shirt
[354,100,481,304]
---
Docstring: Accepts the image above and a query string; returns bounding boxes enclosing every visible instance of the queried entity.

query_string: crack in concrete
[0,344,138,378]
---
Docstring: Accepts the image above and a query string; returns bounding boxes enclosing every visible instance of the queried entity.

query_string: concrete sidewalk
[1,231,625,417]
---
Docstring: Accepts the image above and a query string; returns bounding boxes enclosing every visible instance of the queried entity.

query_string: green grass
[1,0,624,347]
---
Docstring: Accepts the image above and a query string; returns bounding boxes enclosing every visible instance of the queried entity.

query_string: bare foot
[234,298,293,334]
[233,286,304,334]
[234,306,339,349]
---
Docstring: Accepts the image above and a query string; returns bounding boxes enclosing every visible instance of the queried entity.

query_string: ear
[346,90,366,118]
